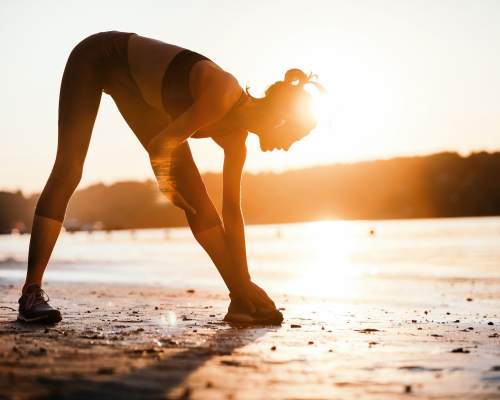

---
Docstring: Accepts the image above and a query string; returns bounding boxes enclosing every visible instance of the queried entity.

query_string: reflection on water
[294,221,358,297]
[1,217,499,300]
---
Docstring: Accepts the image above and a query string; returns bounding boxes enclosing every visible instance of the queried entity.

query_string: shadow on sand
[57,326,268,400]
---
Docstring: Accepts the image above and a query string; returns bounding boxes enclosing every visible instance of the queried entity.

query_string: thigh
[111,91,171,149]
[56,36,104,166]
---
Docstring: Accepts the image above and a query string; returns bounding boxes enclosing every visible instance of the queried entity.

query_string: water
[1,217,500,303]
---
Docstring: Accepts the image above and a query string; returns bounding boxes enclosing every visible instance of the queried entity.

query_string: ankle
[22,282,41,295]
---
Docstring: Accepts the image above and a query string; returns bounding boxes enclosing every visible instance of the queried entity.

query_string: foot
[18,284,62,323]
[223,296,283,325]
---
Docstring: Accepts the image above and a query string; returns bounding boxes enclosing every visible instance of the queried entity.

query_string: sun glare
[288,221,360,298]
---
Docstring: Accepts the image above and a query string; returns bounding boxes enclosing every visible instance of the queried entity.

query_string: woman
[18,31,326,325]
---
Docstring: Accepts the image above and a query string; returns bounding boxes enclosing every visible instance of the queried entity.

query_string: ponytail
[246,68,327,136]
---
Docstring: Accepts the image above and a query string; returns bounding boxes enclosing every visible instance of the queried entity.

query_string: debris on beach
[451,348,470,353]
[221,360,240,367]
[97,367,115,375]
[1,280,499,399]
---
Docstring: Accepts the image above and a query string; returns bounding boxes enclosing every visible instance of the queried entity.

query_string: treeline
[1,151,499,233]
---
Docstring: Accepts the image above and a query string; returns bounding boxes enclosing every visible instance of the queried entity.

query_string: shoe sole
[17,313,62,324]
[224,311,283,325]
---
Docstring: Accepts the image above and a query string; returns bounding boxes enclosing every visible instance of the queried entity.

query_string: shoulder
[191,61,242,108]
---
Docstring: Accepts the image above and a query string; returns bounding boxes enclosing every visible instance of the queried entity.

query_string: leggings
[35,31,222,235]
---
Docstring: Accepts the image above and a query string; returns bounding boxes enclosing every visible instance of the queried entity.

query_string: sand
[1,279,500,400]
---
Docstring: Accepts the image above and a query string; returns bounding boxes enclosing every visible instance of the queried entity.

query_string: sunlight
[306,85,333,127]
[239,32,404,174]
[289,221,361,298]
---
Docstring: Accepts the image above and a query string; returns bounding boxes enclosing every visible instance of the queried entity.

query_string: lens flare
[158,310,177,328]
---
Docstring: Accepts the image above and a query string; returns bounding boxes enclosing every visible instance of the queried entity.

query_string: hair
[246,69,327,136]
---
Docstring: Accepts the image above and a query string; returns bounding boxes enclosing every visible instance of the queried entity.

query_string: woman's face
[255,112,306,152]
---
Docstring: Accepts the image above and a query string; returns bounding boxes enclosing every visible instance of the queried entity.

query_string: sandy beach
[1,276,499,400]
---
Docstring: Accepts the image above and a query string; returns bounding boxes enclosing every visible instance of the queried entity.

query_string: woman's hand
[161,187,196,215]
[238,280,276,314]
[148,137,196,215]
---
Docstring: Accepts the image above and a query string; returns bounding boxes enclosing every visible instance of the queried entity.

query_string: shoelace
[24,288,50,310]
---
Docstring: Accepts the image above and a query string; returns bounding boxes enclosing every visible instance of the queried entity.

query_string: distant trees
[1,151,499,233]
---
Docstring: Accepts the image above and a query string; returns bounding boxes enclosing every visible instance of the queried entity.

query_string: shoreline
[1,279,500,399]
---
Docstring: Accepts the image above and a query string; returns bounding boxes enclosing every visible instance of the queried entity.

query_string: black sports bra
[161,49,247,138]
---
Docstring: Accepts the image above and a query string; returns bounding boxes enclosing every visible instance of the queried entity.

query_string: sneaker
[223,296,283,325]
[18,284,62,323]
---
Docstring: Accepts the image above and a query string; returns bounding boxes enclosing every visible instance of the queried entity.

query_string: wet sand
[1,279,500,400]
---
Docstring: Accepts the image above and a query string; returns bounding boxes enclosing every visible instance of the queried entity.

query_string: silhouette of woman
[18,31,326,324]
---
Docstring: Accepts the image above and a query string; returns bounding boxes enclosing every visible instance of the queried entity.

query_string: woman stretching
[18,31,326,325]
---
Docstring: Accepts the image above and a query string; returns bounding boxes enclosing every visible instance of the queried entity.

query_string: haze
[1,0,499,193]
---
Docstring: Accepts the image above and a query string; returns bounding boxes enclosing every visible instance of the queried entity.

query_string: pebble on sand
[97,367,115,375]
[291,324,302,328]
[451,348,470,353]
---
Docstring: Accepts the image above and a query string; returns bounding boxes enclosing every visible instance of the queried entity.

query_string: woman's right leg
[23,40,103,294]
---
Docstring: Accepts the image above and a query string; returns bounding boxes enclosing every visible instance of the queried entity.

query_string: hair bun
[284,69,314,88]
[283,69,327,96]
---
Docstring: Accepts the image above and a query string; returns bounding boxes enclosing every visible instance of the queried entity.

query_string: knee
[50,158,84,190]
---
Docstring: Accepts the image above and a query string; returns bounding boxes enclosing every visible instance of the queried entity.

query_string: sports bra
[161,49,247,138]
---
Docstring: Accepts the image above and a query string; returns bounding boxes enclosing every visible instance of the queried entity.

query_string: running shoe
[17,284,62,323]
[223,296,283,325]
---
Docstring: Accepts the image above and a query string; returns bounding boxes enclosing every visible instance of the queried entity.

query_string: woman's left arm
[215,131,250,280]
[213,132,276,311]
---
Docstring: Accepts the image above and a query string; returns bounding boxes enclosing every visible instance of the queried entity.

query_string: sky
[1,0,499,194]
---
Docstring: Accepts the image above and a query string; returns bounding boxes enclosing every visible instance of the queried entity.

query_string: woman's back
[128,35,186,109]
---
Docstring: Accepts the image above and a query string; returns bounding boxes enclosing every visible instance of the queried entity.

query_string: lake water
[1,217,500,308]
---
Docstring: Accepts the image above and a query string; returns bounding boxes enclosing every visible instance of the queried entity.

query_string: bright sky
[1,0,499,193]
